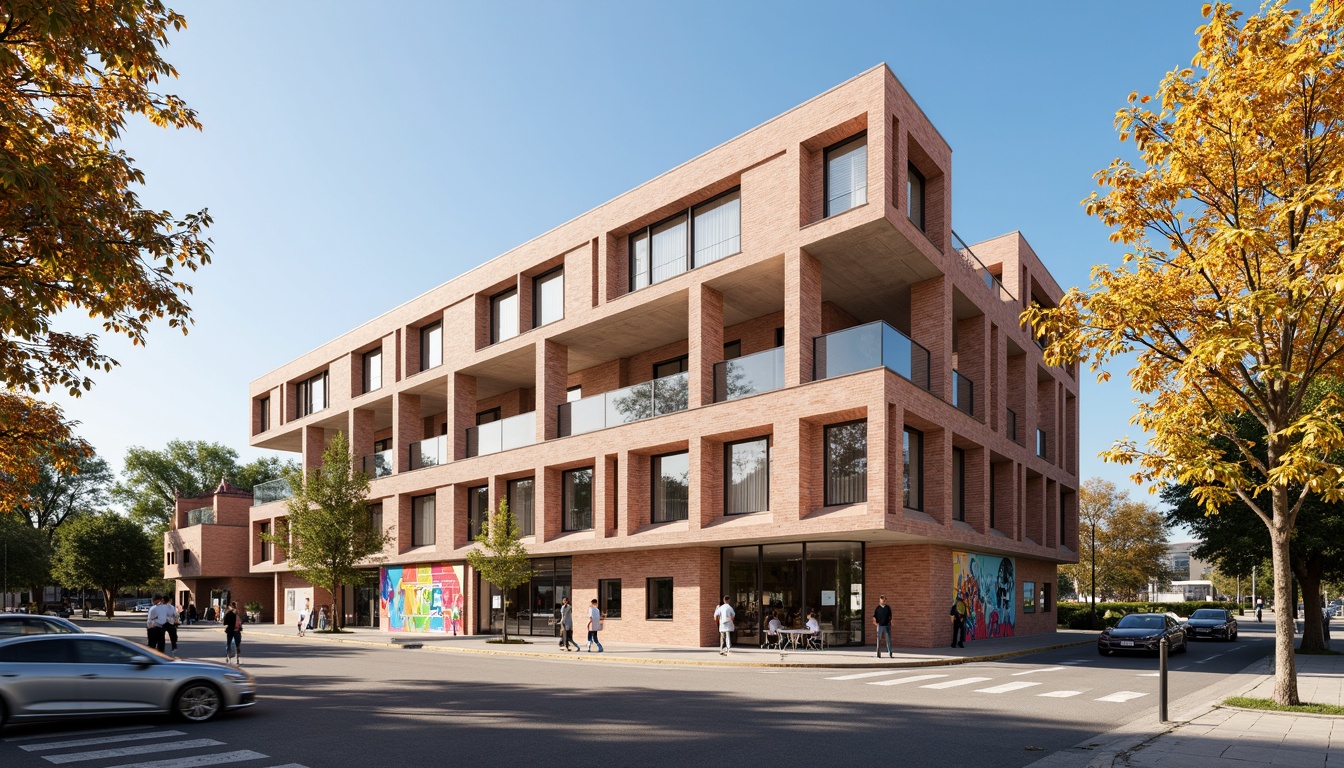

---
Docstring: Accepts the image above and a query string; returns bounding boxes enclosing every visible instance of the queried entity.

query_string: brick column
[448,373,476,461]
[435,484,454,551]
[773,417,812,521]
[594,455,617,540]
[539,467,560,544]
[394,493,413,554]
[689,436,719,530]
[866,398,888,517]
[301,426,325,473]
[784,248,822,387]
[688,284,724,408]
[966,446,988,533]
[615,449,633,537]
[925,426,950,525]
[536,339,568,442]
[348,409,375,470]
[392,393,421,473]
[910,274,952,401]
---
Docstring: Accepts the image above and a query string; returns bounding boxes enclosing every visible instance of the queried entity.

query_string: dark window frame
[476,407,502,425]
[651,450,690,524]
[775,327,785,347]
[952,446,965,522]
[652,355,688,380]
[1023,581,1037,614]
[411,493,435,547]
[419,321,443,372]
[562,467,594,532]
[259,522,272,562]
[823,419,868,506]
[367,504,383,536]
[490,286,520,345]
[627,186,742,293]
[363,348,383,393]
[903,426,925,511]
[532,266,565,328]
[599,578,622,620]
[507,477,535,537]
[723,339,742,360]
[258,396,270,433]
[296,371,329,418]
[646,576,674,620]
[907,162,926,231]
[823,131,868,218]
[468,485,488,541]
[724,435,770,516]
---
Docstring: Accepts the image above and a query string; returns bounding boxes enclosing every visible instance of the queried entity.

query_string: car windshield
[1190,609,1226,619]
[1115,615,1164,630]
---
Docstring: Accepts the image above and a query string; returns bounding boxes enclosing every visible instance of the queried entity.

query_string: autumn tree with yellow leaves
[1028,1,1344,705]
[0,1,210,512]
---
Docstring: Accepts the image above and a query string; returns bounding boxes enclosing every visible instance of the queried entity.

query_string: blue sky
[56,1,1252,521]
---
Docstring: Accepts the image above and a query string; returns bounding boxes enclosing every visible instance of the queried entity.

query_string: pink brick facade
[221,65,1079,648]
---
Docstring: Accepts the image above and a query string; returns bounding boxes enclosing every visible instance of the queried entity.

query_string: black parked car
[1185,608,1238,641]
[1098,613,1188,656]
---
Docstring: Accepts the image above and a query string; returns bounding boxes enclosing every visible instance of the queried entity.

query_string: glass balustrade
[185,507,216,526]
[558,371,690,437]
[466,411,537,457]
[714,346,784,402]
[251,477,292,506]
[813,321,931,390]
[409,435,449,470]
[952,370,975,416]
[362,450,392,478]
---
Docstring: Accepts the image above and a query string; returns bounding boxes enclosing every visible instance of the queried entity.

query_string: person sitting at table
[765,611,783,648]
[805,611,821,649]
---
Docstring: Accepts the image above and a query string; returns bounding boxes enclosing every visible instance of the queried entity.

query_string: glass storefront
[481,556,572,637]
[722,542,864,646]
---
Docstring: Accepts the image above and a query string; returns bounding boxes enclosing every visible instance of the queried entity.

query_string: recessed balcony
[362,450,393,478]
[466,411,537,457]
[251,478,293,506]
[813,321,930,390]
[410,435,449,470]
[557,371,689,438]
[713,346,785,403]
[951,370,975,416]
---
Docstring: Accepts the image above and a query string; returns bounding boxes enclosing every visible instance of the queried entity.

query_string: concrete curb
[1214,703,1344,720]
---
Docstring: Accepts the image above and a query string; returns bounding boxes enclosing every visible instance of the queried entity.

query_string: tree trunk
[502,596,509,643]
[333,581,342,632]
[1269,509,1301,705]
[103,586,115,619]
[1291,553,1327,653]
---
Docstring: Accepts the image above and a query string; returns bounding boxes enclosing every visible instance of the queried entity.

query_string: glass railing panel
[361,451,392,478]
[251,477,292,506]
[559,373,690,437]
[607,380,655,426]
[653,371,689,416]
[185,507,216,526]
[562,395,606,437]
[881,323,931,391]
[501,411,536,451]
[469,421,503,458]
[714,347,785,402]
[409,435,448,470]
[814,322,881,379]
[952,370,975,416]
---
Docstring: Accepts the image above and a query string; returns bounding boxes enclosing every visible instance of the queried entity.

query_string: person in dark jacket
[872,595,894,658]
[951,596,968,648]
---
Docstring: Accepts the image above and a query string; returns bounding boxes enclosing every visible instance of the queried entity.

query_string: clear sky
[54,0,1260,519]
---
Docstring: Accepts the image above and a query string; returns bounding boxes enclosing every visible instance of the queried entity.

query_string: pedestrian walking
[317,605,330,631]
[1256,598,1264,623]
[950,595,968,648]
[586,598,605,653]
[223,601,243,665]
[713,596,736,655]
[297,598,311,637]
[187,603,198,625]
[145,595,170,652]
[164,601,181,656]
[872,594,893,658]
[558,597,578,651]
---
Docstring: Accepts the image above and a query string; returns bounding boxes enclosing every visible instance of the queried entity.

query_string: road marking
[1096,691,1148,703]
[826,671,906,681]
[1136,672,1160,677]
[1059,660,1090,665]
[920,676,994,689]
[1012,666,1065,676]
[22,732,186,752]
[44,739,225,765]
[97,751,271,768]
[975,681,1042,694]
[869,674,947,686]
[4,727,155,744]
[1195,653,1225,664]
[1038,690,1084,697]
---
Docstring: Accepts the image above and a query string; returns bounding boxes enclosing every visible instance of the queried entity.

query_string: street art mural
[381,563,464,633]
[952,552,1015,640]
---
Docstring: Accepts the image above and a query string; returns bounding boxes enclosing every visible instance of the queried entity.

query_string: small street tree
[1063,478,1169,612]
[466,499,533,643]
[267,432,385,631]
[0,514,52,610]
[1027,2,1344,704]
[50,513,155,618]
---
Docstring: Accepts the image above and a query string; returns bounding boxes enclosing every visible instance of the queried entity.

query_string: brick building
[165,480,275,621]
[232,64,1079,648]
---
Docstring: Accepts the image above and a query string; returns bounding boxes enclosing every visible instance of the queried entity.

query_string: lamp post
[1090,516,1098,629]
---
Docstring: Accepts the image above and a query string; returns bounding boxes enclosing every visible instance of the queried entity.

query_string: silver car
[0,615,84,636]
[0,633,256,726]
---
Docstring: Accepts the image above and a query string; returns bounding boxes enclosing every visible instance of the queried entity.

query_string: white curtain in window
[510,478,535,536]
[649,215,688,284]
[693,191,741,266]
[492,290,519,343]
[631,232,650,290]
[826,138,868,215]
[726,438,769,515]
[536,270,564,326]
[413,496,436,546]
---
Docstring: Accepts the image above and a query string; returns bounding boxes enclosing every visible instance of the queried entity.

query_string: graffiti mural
[952,552,1015,640]
[380,563,464,634]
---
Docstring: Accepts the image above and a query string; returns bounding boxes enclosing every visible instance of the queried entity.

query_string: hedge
[1056,601,1241,630]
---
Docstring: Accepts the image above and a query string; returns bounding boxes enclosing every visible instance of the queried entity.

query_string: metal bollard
[1159,637,1169,723]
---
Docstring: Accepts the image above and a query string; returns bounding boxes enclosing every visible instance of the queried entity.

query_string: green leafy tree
[466,499,534,643]
[1063,478,1170,609]
[12,447,112,539]
[50,513,156,618]
[0,514,52,610]
[113,440,295,530]
[266,432,385,631]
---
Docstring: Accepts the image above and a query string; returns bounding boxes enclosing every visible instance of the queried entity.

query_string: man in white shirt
[145,595,172,652]
[585,599,605,653]
[164,601,181,656]
[713,596,736,655]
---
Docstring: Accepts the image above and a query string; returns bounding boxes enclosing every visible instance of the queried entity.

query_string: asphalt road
[0,620,1276,768]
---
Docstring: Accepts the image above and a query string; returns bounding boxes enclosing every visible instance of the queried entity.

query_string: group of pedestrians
[144,595,179,656]
[556,596,605,652]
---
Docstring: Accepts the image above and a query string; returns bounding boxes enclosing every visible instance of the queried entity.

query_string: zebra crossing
[824,661,1150,704]
[2,726,307,768]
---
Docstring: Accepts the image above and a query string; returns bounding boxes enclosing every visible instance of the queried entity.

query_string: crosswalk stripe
[1038,690,1083,697]
[975,681,1041,694]
[44,739,224,765]
[1136,672,1160,677]
[1059,660,1089,665]
[22,732,186,752]
[826,671,905,681]
[1012,666,1065,676]
[920,676,993,689]
[4,727,154,744]
[1096,691,1148,703]
[869,674,947,686]
[94,751,269,768]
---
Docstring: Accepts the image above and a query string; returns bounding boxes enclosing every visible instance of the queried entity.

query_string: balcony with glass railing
[184,506,216,526]
[714,346,785,403]
[251,477,292,506]
[467,411,537,457]
[361,450,392,478]
[950,230,1015,304]
[558,371,690,438]
[409,435,449,470]
[813,321,931,390]
[951,370,974,416]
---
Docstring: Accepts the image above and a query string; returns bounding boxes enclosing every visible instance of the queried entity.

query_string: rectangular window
[563,467,593,531]
[296,371,328,417]
[775,327,785,347]
[650,214,688,285]
[652,451,690,523]
[183,550,191,564]
[1037,428,1048,459]
[725,437,769,515]
[508,477,535,537]
[904,427,924,510]
[566,385,582,402]
[258,397,270,433]
[1024,582,1037,614]
[989,463,997,529]
[491,288,519,344]
[907,163,926,231]
[363,349,383,392]
[374,437,391,453]
[646,577,673,620]
[476,407,501,425]
[599,579,622,620]
[691,189,741,266]
[952,447,965,522]
[419,322,442,371]
[653,355,688,380]
[1042,582,1052,613]
[824,420,868,506]
[259,523,271,561]
[367,504,383,536]
[534,267,565,327]
[630,230,650,291]
[468,485,488,541]
[723,340,742,360]
[824,134,867,217]
[412,494,435,547]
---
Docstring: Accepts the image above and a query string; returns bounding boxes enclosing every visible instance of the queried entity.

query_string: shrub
[1056,601,1238,629]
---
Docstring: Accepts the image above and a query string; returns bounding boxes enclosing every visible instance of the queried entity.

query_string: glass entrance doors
[481,557,572,637]
[722,542,864,646]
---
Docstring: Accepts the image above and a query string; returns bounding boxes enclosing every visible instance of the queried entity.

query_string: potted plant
[245,601,263,623]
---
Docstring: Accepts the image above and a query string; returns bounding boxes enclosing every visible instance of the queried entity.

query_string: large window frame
[508,477,535,537]
[258,397,270,433]
[367,504,383,537]
[652,355,688,380]
[952,447,965,522]
[599,578,622,620]
[651,450,690,524]
[363,348,383,393]
[468,485,488,541]
[562,467,594,532]
[491,287,520,344]
[903,426,924,511]
[411,494,435,547]
[907,163,926,231]
[419,322,443,371]
[296,371,329,418]
[646,577,674,620]
[725,436,770,516]
[629,187,741,292]
[259,522,271,562]
[533,267,565,328]
[823,419,868,506]
[824,133,868,217]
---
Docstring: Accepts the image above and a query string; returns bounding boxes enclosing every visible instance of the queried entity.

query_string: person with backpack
[223,601,243,665]
[950,595,968,648]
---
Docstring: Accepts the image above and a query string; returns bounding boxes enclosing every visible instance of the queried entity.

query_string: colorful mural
[380,563,464,633]
[952,552,1015,640]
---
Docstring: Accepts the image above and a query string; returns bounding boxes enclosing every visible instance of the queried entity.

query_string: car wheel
[1098,646,1110,656]
[174,682,222,723]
